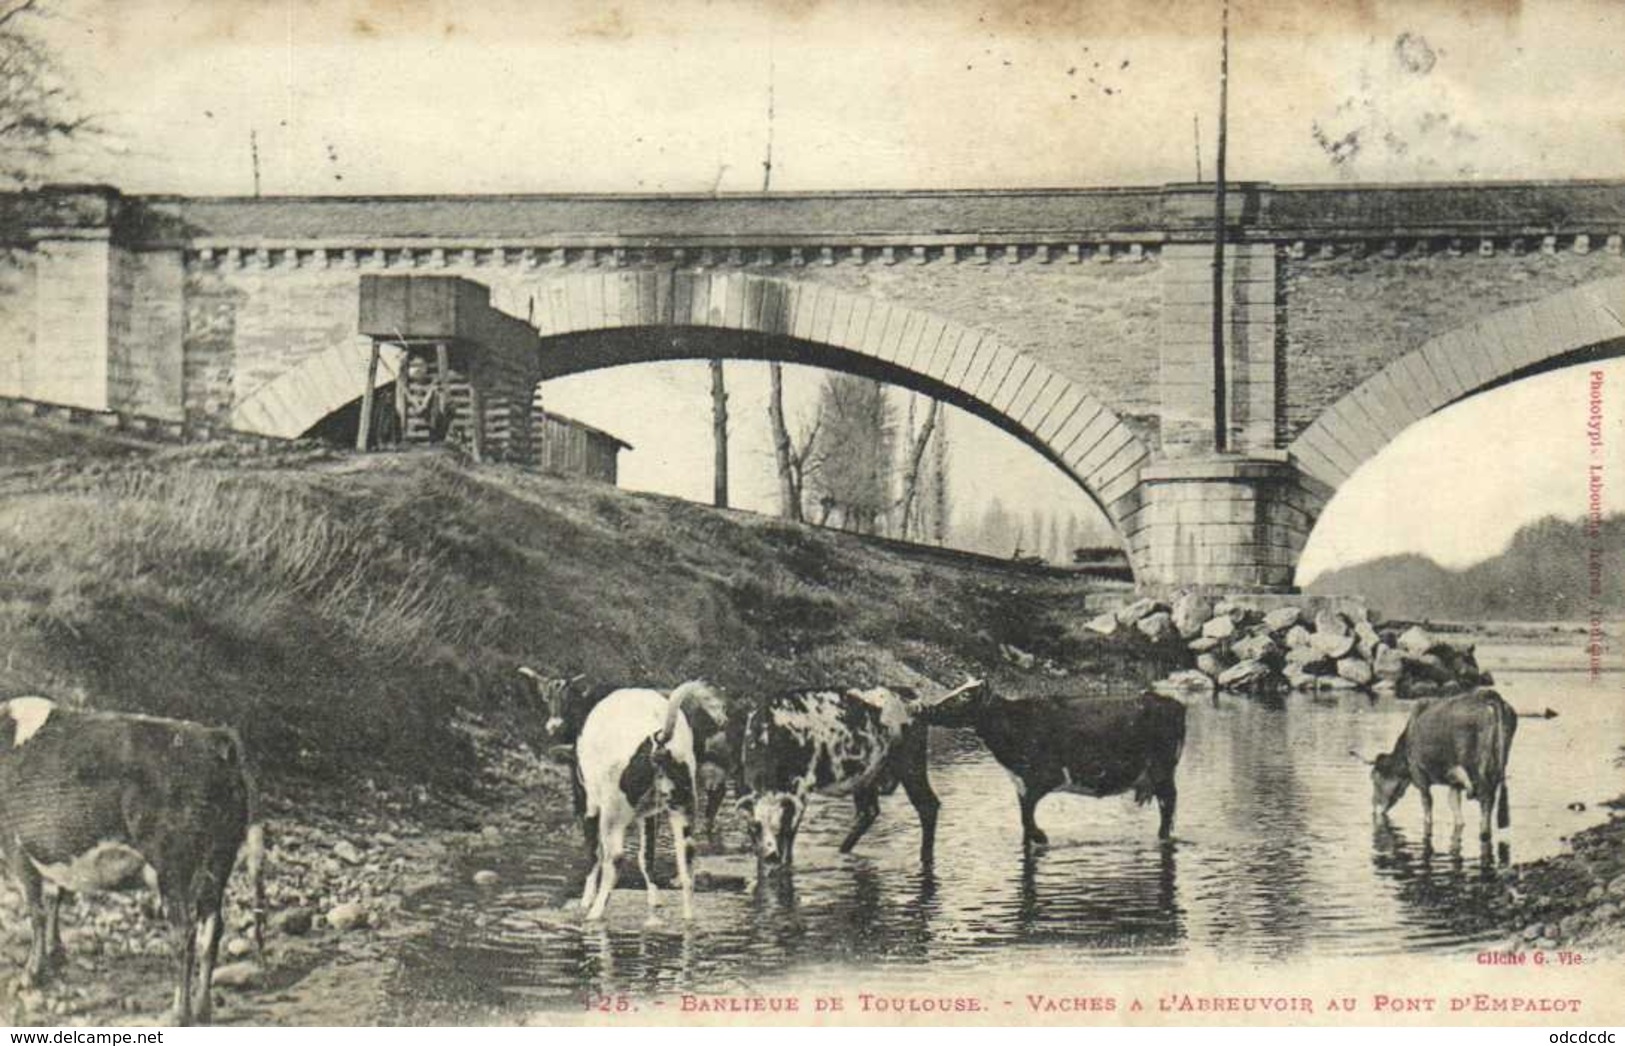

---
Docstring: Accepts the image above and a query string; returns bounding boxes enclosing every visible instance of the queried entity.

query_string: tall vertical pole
[711,358,729,508]
[250,129,262,198]
[1210,0,1230,454]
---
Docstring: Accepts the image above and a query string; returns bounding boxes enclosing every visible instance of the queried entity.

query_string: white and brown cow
[737,684,973,870]
[575,681,727,922]
[0,697,266,1025]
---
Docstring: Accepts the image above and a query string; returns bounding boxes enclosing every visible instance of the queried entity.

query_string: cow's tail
[1492,696,1516,831]
[656,680,725,745]
[245,821,267,954]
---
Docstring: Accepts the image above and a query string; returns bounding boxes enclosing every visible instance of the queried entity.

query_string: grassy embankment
[0,432,1151,808]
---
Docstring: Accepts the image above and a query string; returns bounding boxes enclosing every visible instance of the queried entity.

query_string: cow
[574,681,726,922]
[0,697,266,1026]
[515,666,596,746]
[735,683,974,870]
[921,682,1186,848]
[1364,688,1519,844]
[518,666,737,844]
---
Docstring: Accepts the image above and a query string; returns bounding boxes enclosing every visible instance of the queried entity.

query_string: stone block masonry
[2,180,1623,591]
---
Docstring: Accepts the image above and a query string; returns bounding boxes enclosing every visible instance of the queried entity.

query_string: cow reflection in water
[747,861,939,965]
[1371,818,1511,943]
[1014,842,1183,951]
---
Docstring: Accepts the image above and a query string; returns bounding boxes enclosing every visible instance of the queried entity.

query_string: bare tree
[767,363,821,522]
[0,1,93,187]
[896,393,940,539]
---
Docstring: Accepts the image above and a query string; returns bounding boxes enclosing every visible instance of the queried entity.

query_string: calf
[575,681,726,922]
[0,697,265,1026]
[923,682,1186,847]
[737,684,961,869]
[1366,688,1518,843]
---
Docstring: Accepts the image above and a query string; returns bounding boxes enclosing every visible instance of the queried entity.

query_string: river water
[388,643,1623,1021]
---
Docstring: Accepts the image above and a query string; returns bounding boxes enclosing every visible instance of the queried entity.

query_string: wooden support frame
[356,339,382,451]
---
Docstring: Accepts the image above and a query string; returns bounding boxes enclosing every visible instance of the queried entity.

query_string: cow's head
[1369,752,1410,818]
[516,667,584,741]
[918,677,994,729]
[736,791,803,868]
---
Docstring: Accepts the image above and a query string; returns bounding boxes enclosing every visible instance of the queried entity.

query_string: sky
[27,0,1625,577]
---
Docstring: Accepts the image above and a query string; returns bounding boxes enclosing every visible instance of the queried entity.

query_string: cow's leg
[669,808,696,921]
[585,816,627,922]
[42,884,65,971]
[699,764,728,845]
[1447,787,1464,833]
[839,786,881,855]
[1155,778,1178,841]
[1417,785,1434,839]
[898,755,941,867]
[1012,774,1049,849]
[1479,789,1495,844]
[164,883,198,1026]
[191,899,224,1025]
[579,812,602,910]
[635,816,661,921]
[15,855,50,986]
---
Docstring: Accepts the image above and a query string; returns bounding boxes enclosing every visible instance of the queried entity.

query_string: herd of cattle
[0,672,1535,1023]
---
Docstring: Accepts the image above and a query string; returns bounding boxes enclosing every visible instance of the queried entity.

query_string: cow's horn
[516,665,541,681]
[1347,748,1375,765]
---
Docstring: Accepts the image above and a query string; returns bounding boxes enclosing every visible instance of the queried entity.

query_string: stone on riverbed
[1310,630,1356,659]
[273,907,314,937]
[211,962,262,990]
[1116,597,1164,625]
[1398,626,1436,656]
[1232,632,1279,662]
[1135,611,1175,642]
[1336,657,1374,686]
[1085,611,1119,636]
[472,869,501,887]
[1218,659,1273,691]
[1171,592,1214,638]
[1201,615,1237,641]
[326,902,369,932]
[1262,607,1301,633]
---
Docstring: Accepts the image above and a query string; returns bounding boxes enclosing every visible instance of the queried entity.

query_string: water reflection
[390,649,1623,1020]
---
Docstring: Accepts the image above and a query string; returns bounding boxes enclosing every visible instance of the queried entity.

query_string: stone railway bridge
[2,181,1622,591]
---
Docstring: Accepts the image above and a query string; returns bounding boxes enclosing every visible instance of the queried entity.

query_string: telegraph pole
[1210,0,1230,454]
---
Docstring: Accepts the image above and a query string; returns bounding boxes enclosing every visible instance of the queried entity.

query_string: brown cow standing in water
[922,682,1187,848]
[1365,688,1520,844]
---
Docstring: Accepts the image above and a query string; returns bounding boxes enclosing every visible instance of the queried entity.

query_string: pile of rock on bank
[1087,593,1493,698]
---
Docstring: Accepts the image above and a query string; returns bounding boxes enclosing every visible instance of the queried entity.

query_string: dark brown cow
[1367,688,1518,843]
[923,683,1187,848]
[0,697,265,1025]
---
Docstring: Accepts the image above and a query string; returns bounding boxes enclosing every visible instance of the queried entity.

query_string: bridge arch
[1289,276,1625,494]
[231,339,400,439]
[523,272,1151,531]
